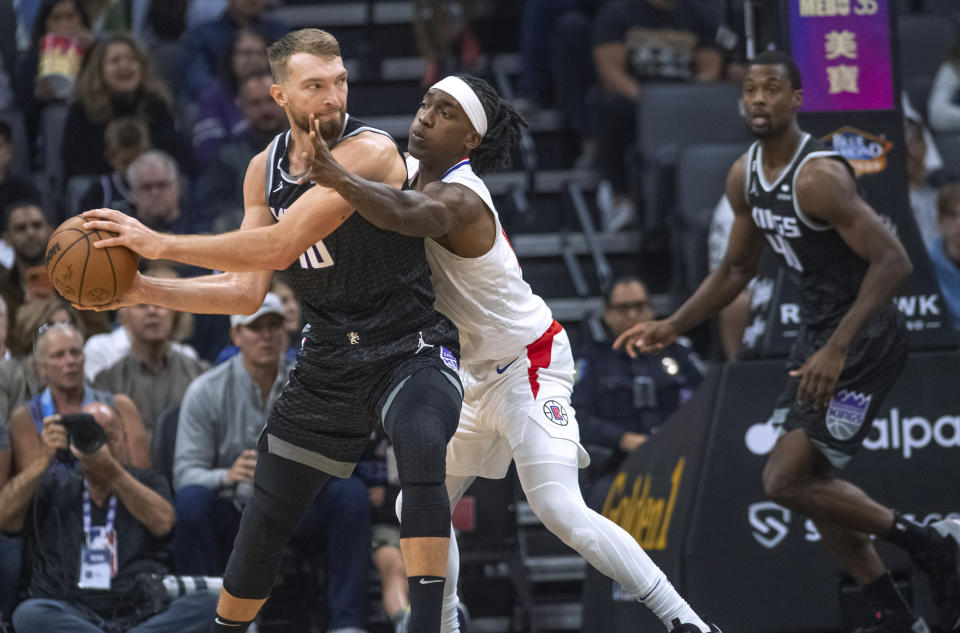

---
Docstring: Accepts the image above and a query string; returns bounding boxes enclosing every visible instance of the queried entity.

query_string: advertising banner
[582,351,960,632]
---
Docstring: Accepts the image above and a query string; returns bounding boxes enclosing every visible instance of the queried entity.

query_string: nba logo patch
[543,400,569,426]
[825,389,872,441]
[440,346,458,371]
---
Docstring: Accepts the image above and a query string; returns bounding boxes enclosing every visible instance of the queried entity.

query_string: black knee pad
[384,368,462,487]
[223,453,330,599]
[400,482,451,539]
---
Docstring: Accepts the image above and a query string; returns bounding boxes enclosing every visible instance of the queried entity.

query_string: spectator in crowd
[906,115,942,250]
[574,276,703,508]
[76,116,151,215]
[214,273,299,364]
[930,182,960,332]
[126,150,193,233]
[0,200,51,347]
[83,263,200,382]
[92,269,207,433]
[172,295,371,632]
[592,0,723,231]
[928,35,960,133]
[62,33,184,183]
[0,294,9,361]
[192,26,273,167]
[8,297,88,400]
[0,339,26,618]
[0,401,218,633]
[194,71,287,233]
[516,0,605,168]
[412,0,482,85]
[180,0,287,101]
[0,122,42,235]
[8,323,150,476]
[14,0,93,160]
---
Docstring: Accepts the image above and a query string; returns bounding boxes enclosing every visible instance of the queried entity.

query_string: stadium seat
[636,81,747,233]
[41,103,69,191]
[904,74,935,121]
[897,14,956,80]
[673,141,748,293]
[65,175,97,216]
[151,404,180,488]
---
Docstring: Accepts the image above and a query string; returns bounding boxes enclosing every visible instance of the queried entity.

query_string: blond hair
[267,28,341,83]
[76,33,171,124]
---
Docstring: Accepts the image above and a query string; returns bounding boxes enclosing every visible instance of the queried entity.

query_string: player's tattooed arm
[299,114,484,238]
[789,158,913,408]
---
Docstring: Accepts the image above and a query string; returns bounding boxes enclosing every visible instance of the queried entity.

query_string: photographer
[0,402,217,633]
[8,323,149,476]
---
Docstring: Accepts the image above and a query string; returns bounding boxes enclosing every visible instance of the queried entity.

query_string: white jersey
[407,156,554,363]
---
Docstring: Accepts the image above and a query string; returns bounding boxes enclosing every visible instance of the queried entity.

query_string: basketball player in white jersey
[297,74,721,633]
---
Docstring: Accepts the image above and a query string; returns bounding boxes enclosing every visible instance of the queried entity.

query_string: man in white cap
[297,74,722,633]
[172,292,373,633]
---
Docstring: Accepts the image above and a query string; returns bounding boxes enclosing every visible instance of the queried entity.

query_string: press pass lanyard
[83,478,117,542]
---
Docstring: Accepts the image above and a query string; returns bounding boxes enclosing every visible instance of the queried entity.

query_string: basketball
[45,215,139,306]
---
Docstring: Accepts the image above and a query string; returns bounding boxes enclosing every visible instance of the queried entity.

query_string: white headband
[431,76,487,138]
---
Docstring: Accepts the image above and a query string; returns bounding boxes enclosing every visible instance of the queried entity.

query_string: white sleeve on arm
[928,64,960,132]
[172,380,227,492]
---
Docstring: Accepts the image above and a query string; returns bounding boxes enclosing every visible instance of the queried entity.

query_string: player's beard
[290,105,345,145]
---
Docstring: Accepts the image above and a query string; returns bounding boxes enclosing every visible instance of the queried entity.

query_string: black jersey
[745,133,869,330]
[265,115,438,340]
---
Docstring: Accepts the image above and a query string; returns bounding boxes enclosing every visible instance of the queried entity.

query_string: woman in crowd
[61,32,185,182]
[14,0,92,164]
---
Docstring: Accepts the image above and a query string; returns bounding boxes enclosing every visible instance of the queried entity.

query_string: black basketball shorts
[260,315,461,477]
[776,306,908,469]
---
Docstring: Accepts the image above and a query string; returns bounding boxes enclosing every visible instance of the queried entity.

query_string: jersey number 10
[299,239,334,269]
[764,234,803,273]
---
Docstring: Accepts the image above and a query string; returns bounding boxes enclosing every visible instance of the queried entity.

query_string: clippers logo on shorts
[826,389,873,440]
[543,400,569,426]
[440,346,458,371]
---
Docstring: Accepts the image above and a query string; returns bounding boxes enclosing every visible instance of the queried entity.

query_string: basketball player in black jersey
[80,29,463,633]
[615,51,960,633]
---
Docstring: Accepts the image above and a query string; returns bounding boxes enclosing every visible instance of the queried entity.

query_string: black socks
[407,575,445,633]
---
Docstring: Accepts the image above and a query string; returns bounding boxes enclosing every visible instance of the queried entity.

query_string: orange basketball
[45,216,139,306]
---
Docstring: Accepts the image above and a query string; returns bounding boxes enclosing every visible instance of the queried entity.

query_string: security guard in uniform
[574,276,703,510]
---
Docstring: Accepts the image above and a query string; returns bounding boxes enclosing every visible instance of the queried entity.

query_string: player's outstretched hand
[788,344,845,409]
[82,208,163,260]
[298,112,348,188]
[612,320,677,358]
[70,271,147,312]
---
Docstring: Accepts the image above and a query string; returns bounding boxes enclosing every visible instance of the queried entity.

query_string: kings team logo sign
[826,389,873,440]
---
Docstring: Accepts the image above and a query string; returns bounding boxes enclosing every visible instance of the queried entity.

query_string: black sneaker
[668,620,722,633]
[913,518,960,632]
[853,610,930,633]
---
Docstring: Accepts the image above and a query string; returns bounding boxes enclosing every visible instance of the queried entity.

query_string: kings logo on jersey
[825,389,873,440]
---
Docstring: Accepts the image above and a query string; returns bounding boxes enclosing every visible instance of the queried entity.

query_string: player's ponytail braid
[458,75,527,176]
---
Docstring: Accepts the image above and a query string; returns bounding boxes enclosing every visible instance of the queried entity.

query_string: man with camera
[574,276,704,510]
[0,402,217,633]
